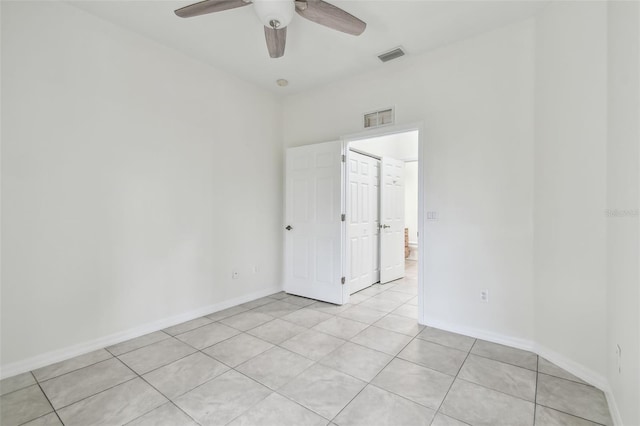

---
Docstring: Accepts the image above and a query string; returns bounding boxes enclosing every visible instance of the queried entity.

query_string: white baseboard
[422,319,622,426]
[423,318,536,352]
[0,285,282,380]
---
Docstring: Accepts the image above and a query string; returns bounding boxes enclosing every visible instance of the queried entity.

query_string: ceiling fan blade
[264,26,287,58]
[295,0,365,36]
[175,0,249,18]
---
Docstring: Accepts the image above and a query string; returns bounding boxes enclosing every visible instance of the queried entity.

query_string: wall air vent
[377,47,405,63]
[364,108,394,128]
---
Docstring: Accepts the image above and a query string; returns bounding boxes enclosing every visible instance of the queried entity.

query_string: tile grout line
[327,306,425,424]
[430,337,478,426]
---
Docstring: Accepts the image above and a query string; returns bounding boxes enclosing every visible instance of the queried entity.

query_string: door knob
[382,224,390,229]
[285,225,293,231]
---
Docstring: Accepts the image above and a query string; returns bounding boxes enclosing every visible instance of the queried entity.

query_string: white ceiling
[69,0,547,95]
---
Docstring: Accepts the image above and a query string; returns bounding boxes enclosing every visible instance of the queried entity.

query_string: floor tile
[350,326,412,356]
[174,370,271,426]
[219,311,275,331]
[227,392,326,426]
[281,308,333,328]
[348,293,371,304]
[458,354,536,401]
[373,290,415,304]
[175,322,240,350]
[40,358,136,409]
[205,305,249,321]
[373,313,424,336]
[440,379,534,426]
[417,327,476,352]
[536,373,612,425]
[333,385,435,426]
[204,333,274,366]
[390,282,418,295]
[358,297,403,313]
[247,318,307,344]
[57,378,166,426]
[118,337,197,375]
[126,402,198,426]
[398,339,467,376]
[337,305,388,324]
[391,303,419,319]
[313,316,369,340]
[0,372,36,396]
[279,364,366,419]
[162,317,212,336]
[534,405,602,426]
[319,342,393,382]
[371,358,454,409]
[538,357,588,385]
[236,347,314,390]
[281,330,346,361]
[106,332,170,357]
[0,385,53,426]
[22,413,63,426]
[430,413,470,426]
[268,291,288,300]
[142,352,229,399]
[471,340,538,371]
[407,296,419,306]
[307,301,352,315]
[32,349,113,381]
[253,300,301,317]
[354,285,386,297]
[241,296,275,309]
[281,295,317,307]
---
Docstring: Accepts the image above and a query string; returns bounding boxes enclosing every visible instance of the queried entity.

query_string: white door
[347,151,380,294]
[284,141,344,304]
[380,157,405,283]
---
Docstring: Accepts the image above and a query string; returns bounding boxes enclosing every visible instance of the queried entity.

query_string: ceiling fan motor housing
[253,0,295,29]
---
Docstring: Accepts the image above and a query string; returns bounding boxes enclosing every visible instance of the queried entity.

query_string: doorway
[282,123,424,324]
[345,129,419,296]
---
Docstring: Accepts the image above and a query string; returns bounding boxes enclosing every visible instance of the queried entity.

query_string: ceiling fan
[175,0,366,58]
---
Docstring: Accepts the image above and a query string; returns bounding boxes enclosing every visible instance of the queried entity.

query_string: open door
[284,141,344,304]
[380,157,405,283]
[347,150,381,294]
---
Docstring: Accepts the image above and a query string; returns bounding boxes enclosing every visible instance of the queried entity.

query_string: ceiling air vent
[378,47,405,63]
[364,108,394,128]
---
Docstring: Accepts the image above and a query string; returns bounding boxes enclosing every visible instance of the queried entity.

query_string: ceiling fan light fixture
[253,0,295,29]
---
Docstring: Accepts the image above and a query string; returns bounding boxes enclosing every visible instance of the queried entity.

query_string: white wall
[606,2,640,424]
[284,20,536,342]
[533,0,608,383]
[405,162,419,246]
[350,130,419,161]
[1,1,283,371]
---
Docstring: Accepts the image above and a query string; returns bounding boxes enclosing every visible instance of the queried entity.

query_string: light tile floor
[0,261,613,426]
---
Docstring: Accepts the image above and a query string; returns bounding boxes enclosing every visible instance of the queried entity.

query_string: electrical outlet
[252,265,258,274]
[480,289,489,303]
[232,270,239,280]
[616,344,622,374]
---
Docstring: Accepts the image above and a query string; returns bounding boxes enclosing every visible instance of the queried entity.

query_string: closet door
[380,157,405,283]
[347,151,380,294]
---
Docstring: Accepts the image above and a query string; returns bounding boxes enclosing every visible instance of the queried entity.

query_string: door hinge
[341,154,346,163]
[341,277,346,284]
[341,213,346,222]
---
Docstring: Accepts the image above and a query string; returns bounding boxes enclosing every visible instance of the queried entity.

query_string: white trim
[424,318,622,425]
[0,285,281,380]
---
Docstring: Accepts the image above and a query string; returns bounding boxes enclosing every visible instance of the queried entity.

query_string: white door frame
[341,122,425,325]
